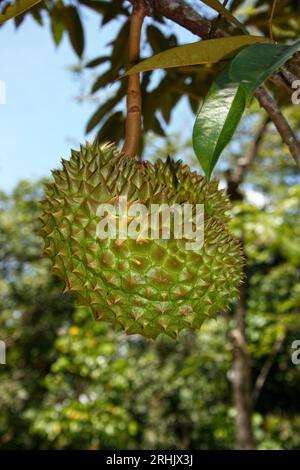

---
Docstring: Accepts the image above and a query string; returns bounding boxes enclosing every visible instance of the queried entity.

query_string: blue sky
[0,9,195,192]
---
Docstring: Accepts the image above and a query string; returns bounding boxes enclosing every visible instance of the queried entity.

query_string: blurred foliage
[1,0,300,451]
[1,0,300,146]
[0,117,300,449]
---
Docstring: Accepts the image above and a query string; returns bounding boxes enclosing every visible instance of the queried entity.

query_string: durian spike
[121,4,146,159]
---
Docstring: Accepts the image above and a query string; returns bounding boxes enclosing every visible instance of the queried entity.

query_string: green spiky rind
[40,142,243,339]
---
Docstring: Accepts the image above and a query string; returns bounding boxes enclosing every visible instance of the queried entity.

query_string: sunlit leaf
[123,36,272,77]
[0,0,41,25]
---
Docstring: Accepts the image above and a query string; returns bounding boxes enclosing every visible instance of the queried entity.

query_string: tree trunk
[225,121,269,450]
[231,271,255,450]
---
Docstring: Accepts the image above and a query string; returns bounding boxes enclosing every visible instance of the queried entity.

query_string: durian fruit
[40,141,243,339]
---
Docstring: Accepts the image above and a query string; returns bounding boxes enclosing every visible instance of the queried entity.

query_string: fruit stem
[122,4,146,158]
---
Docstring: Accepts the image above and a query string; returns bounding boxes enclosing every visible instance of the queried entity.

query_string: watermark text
[291,340,300,365]
[292,80,300,105]
[0,340,6,365]
[96,197,204,250]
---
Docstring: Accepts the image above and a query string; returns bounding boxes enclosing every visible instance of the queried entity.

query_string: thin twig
[219,0,230,17]
[255,86,300,168]
[122,4,146,158]
[269,0,278,41]
[281,67,299,87]
[209,0,230,38]
[252,335,285,407]
[226,117,269,201]
[235,118,269,184]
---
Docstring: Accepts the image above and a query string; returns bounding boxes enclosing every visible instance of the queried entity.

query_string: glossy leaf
[200,0,248,34]
[193,65,246,179]
[230,40,300,100]
[123,36,272,77]
[0,0,41,25]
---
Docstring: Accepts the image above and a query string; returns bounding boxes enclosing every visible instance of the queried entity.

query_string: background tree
[0,0,300,450]
[1,119,300,449]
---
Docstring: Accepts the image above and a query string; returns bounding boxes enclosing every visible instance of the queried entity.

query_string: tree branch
[122,3,146,158]
[226,117,270,200]
[230,266,255,450]
[269,0,278,42]
[252,335,285,407]
[281,67,300,87]
[255,86,300,167]
[148,0,300,169]
[150,0,225,39]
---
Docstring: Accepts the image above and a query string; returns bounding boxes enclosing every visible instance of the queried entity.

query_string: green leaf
[123,36,272,77]
[152,116,165,136]
[161,92,175,124]
[200,0,248,34]
[78,0,108,14]
[0,0,41,25]
[193,65,246,179]
[91,69,116,93]
[146,24,172,53]
[14,11,25,27]
[79,0,128,22]
[111,20,130,65]
[50,3,65,47]
[96,111,124,143]
[30,5,43,25]
[86,83,126,133]
[85,56,109,68]
[230,40,300,101]
[62,6,84,58]
[51,16,64,46]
